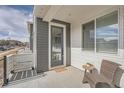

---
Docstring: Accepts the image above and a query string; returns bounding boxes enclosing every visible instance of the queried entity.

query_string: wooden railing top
[0,47,24,57]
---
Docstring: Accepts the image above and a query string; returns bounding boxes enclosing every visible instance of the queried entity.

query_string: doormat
[54,67,67,73]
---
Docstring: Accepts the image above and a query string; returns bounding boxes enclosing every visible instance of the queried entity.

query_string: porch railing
[6,49,33,81]
[0,56,7,87]
[12,53,33,71]
[0,47,33,87]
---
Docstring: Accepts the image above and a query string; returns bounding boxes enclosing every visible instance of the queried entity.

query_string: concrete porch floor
[4,66,90,88]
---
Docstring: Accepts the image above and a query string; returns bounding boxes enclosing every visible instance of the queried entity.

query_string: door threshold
[50,65,66,70]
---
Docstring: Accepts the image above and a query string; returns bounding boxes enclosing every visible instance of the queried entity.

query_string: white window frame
[82,20,95,51]
[48,22,66,70]
[82,6,120,56]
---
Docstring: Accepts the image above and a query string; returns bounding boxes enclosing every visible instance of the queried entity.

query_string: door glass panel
[51,26,63,67]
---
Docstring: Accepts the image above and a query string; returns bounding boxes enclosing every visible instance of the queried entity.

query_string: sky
[0,5,33,42]
[96,24,118,41]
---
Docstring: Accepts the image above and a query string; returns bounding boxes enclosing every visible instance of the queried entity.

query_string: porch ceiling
[34,5,116,23]
[34,5,51,18]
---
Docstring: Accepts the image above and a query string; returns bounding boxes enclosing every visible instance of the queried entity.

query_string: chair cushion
[86,73,110,83]
[95,82,111,88]
[100,60,121,81]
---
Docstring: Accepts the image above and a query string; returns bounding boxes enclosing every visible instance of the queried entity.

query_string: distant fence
[0,47,24,57]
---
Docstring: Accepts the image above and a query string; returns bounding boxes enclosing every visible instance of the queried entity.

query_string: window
[96,11,118,53]
[82,11,118,53]
[82,21,95,51]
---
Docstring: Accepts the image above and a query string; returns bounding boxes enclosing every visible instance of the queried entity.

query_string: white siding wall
[71,6,124,87]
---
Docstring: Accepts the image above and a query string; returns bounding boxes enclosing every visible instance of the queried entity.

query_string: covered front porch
[33,5,124,87]
[33,5,124,70]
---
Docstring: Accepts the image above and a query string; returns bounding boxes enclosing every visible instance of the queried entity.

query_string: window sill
[82,50,123,59]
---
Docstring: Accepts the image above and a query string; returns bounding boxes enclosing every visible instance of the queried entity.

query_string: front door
[51,25,64,68]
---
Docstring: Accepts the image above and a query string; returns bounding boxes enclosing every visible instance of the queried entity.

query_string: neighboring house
[30,5,124,79]
[27,22,33,51]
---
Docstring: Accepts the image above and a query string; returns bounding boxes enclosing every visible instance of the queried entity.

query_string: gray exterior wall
[35,18,71,73]
[36,18,49,72]
[30,24,33,51]
[51,19,71,66]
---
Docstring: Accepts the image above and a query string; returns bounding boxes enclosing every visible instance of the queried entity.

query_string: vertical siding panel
[66,23,71,66]
[36,18,49,72]
[30,24,33,51]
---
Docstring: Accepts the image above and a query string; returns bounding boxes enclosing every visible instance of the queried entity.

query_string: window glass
[82,21,95,51]
[96,11,118,53]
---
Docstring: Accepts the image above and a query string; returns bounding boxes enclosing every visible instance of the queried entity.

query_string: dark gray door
[51,26,64,67]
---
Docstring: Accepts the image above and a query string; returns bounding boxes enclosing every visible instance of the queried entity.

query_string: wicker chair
[83,60,124,88]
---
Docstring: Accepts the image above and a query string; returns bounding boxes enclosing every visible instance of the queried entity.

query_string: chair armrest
[113,66,124,87]
[92,68,99,74]
[120,66,124,72]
